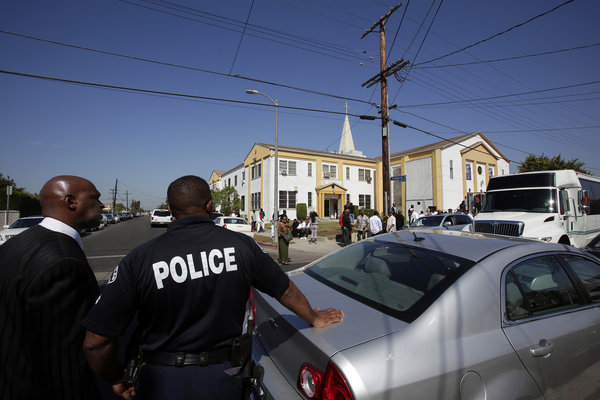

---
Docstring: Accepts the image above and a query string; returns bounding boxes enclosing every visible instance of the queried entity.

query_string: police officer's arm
[83,331,134,399]
[276,280,344,328]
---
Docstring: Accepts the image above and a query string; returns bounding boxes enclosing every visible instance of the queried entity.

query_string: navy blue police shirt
[83,215,290,352]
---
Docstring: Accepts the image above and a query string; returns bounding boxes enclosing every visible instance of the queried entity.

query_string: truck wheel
[558,236,570,245]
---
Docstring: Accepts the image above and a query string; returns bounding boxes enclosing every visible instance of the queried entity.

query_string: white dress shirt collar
[39,217,84,250]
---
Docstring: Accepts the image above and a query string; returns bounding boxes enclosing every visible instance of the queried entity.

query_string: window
[234,176,238,186]
[449,160,454,179]
[358,168,371,181]
[346,194,350,204]
[251,163,261,179]
[505,255,582,321]
[346,167,350,180]
[308,163,313,177]
[279,191,297,209]
[359,194,371,209]
[251,192,261,210]
[240,195,245,211]
[323,164,337,179]
[228,178,231,187]
[279,160,296,176]
[242,171,245,181]
[561,255,600,303]
[308,192,312,207]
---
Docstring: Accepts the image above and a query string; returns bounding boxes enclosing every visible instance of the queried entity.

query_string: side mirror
[579,190,591,215]
[2,225,8,229]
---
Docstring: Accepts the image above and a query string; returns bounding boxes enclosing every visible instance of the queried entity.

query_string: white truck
[473,170,600,248]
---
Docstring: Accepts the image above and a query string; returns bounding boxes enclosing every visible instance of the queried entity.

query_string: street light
[246,89,279,239]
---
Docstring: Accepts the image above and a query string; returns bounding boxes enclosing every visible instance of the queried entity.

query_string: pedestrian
[397,210,405,230]
[369,210,383,235]
[258,208,265,232]
[342,208,352,246]
[0,175,104,400]
[386,211,397,232]
[277,215,292,265]
[355,209,369,240]
[309,211,320,244]
[82,176,343,399]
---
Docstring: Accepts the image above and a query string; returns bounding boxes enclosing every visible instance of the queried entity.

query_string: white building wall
[441,147,465,212]
[342,164,375,209]
[405,157,433,214]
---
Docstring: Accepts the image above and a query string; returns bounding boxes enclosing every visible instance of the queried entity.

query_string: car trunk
[253,272,409,396]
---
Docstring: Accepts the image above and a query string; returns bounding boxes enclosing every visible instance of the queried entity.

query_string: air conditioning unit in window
[366,176,372,183]
[323,173,331,179]
[281,171,287,176]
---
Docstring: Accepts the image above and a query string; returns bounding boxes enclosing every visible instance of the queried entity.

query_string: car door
[501,254,600,399]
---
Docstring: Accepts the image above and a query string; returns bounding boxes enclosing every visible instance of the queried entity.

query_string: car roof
[377,230,575,263]
[18,216,44,219]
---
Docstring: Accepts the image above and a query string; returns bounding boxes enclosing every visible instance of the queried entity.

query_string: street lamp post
[246,89,279,241]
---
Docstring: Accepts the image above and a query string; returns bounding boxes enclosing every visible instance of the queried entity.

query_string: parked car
[583,233,600,258]
[250,230,600,399]
[150,209,173,227]
[213,216,252,235]
[410,213,473,231]
[211,212,224,220]
[0,216,44,245]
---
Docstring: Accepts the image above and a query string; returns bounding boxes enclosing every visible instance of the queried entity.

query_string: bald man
[0,175,104,400]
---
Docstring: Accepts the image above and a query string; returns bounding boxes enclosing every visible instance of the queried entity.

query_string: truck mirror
[578,190,590,214]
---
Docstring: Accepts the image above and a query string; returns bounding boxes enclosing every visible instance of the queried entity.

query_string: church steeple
[338,102,364,157]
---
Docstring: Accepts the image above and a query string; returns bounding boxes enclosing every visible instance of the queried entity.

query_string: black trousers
[136,362,243,399]
[342,226,351,246]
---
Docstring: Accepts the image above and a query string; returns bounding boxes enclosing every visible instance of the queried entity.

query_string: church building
[210,113,510,222]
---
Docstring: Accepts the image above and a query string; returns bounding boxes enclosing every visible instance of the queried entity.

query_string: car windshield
[304,239,474,322]
[9,217,43,229]
[154,210,171,217]
[412,215,444,227]
[481,189,558,213]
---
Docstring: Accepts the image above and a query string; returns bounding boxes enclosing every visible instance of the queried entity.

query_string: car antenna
[413,232,425,242]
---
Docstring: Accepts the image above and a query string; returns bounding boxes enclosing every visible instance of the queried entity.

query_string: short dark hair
[167,175,211,218]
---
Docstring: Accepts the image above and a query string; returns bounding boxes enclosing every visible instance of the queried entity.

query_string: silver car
[0,216,44,245]
[250,231,600,399]
[410,213,473,230]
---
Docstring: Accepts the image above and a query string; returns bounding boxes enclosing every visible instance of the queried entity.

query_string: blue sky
[1,0,599,209]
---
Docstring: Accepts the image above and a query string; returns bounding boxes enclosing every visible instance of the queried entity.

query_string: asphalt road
[82,215,329,283]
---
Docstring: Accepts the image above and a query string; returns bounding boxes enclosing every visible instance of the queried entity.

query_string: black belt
[142,346,232,367]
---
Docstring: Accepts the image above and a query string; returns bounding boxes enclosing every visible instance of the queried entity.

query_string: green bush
[360,208,375,217]
[296,203,307,219]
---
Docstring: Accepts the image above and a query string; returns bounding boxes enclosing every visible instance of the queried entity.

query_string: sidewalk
[255,234,341,258]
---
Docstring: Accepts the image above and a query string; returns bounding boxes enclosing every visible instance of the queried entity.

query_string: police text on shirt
[152,247,237,289]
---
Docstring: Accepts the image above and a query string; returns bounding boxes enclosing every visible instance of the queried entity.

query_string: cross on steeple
[344,102,349,114]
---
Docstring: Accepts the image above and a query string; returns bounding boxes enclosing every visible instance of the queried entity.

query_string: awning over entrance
[316,183,346,218]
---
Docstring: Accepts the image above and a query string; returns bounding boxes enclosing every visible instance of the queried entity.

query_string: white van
[473,170,600,247]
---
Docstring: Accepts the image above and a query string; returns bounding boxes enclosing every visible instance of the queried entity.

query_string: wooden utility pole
[361,3,404,216]
[112,179,118,213]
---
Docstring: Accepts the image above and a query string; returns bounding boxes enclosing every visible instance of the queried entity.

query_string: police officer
[82,175,344,399]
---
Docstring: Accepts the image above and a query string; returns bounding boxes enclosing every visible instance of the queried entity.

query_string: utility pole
[112,179,118,213]
[125,190,129,212]
[361,3,407,216]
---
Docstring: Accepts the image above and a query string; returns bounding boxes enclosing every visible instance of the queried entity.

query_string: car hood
[253,271,409,390]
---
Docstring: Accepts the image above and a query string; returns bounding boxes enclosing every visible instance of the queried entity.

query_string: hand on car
[312,307,344,328]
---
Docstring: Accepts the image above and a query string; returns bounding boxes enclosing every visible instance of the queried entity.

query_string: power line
[397,80,600,108]
[413,42,600,69]
[0,30,377,107]
[415,0,577,66]
[228,0,255,75]
[0,69,374,118]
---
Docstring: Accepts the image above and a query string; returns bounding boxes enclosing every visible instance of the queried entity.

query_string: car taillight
[223,224,227,229]
[321,362,353,400]
[298,362,353,400]
[298,363,323,399]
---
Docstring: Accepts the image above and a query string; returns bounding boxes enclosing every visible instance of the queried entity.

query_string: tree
[130,200,141,213]
[0,173,41,216]
[211,186,243,216]
[518,154,590,174]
